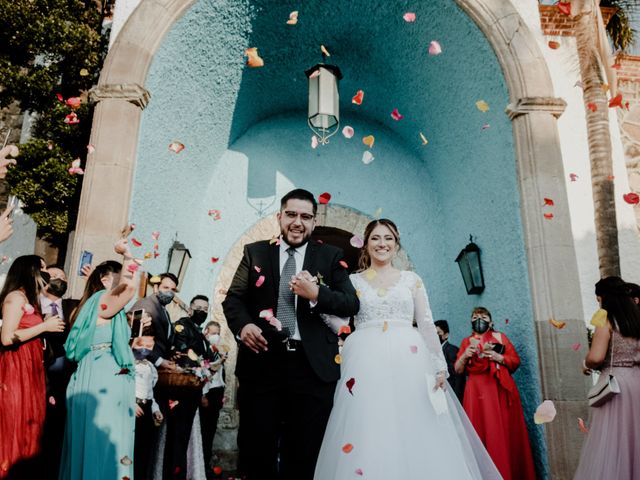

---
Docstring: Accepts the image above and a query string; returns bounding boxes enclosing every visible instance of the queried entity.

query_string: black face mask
[191,310,208,326]
[438,335,446,344]
[47,278,68,298]
[471,319,490,334]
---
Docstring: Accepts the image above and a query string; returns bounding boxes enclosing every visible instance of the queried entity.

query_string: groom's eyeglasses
[283,211,315,222]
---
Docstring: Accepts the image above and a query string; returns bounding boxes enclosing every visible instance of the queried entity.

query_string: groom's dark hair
[280,188,318,214]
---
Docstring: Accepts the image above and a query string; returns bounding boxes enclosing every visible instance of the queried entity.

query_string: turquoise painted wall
[130,0,547,475]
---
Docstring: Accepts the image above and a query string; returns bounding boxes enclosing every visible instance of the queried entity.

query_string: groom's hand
[290,270,319,302]
[240,323,268,353]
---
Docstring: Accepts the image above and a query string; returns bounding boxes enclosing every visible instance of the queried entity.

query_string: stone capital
[89,83,151,109]
[506,97,567,120]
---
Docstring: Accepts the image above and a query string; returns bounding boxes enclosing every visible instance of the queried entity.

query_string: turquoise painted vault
[129,0,548,474]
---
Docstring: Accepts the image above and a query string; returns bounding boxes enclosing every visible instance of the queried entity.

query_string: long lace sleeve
[412,273,448,377]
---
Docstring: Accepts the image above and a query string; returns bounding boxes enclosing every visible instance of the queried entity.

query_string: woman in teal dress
[59,240,139,480]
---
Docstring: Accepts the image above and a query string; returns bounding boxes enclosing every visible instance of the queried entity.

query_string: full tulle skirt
[314,321,502,480]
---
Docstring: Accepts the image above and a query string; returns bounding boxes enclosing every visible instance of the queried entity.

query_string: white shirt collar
[280,238,309,258]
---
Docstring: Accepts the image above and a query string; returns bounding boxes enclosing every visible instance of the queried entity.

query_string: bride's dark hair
[357,219,401,271]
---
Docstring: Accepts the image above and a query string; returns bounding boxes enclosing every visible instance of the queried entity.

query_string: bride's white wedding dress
[314,271,502,480]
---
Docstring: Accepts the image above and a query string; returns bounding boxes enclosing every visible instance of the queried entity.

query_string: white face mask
[207,334,220,345]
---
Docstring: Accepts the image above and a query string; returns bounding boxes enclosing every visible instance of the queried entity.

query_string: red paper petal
[213,466,223,475]
[548,41,560,50]
[117,368,130,375]
[569,173,578,182]
[338,325,352,335]
[505,318,510,325]
[339,260,348,269]
[131,238,142,247]
[346,377,355,395]
[255,275,265,287]
[543,198,554,206]
[342,443,354,453]
[578,417,589,434]
[557,1,571,16]
[543,213,554,220]
[318,192,331,204]
[352,90,364,105]
[609,94,623,109]
[623,193,640,205]
[587,102,597,112]
[390,108,404,121]
[211,257,219,263]
[100,304,108,311]
[55,93,64,102]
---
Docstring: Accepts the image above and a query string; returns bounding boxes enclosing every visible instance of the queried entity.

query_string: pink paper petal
[409,345,418,354]
[349,235,364,248]
[168,141,185,153]
[403,12,416,22]
[259,308,274,319]
[571,343,582,351]
[151,231,160,240]
[87,144,95,154]
[342,126,354,139]
[355,468,363,476]
[534,400,557,424]
[254,266,262,273]
[255,275,265,287]
[390,108,404,121]
[428,40,442,56]
[311,136,319,149]
[362,151,374,165]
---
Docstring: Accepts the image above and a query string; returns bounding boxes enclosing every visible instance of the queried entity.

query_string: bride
[314,219,502,480]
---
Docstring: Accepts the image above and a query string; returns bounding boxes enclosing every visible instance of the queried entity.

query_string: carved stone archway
[70,1,587,477]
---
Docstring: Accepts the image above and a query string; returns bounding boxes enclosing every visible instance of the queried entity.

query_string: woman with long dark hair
[59,241,139,480]
[0,255,65,477]
[315,219,500,480]
[574,276,640,479]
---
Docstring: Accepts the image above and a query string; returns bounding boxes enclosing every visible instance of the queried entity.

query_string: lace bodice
[603,329,640,368]
[350,271,448,375]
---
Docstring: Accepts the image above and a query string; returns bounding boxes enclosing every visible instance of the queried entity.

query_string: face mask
[207,334,220,345]
[47,278,68,298]
[471,318,490,334]
[133,348,152,360]
[157,291,175,306]
[438,335,445,344]
[191,310,208,326]
[39,271,51,290]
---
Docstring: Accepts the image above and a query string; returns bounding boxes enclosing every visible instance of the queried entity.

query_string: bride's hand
[434,373,446,391]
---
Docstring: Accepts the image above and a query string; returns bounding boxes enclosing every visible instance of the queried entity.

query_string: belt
[91,342,112,351]
[285,338,303,352]
[136,398,150,405]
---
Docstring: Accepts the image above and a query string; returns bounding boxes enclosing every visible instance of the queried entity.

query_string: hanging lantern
[167,240,191,287]
[305,63,343,145]
[455,236,485,295]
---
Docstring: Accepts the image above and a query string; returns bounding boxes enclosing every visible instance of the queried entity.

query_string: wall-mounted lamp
[455,235,485,295]
[167,240,191,287]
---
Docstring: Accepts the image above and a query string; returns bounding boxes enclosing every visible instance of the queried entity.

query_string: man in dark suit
[39,265,79,479]
[164,294,217,480]
[223,188,360,480]
[435,320,466,403]
[129,272,179,372]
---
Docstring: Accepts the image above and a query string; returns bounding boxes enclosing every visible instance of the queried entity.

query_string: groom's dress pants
[237,344,336,480]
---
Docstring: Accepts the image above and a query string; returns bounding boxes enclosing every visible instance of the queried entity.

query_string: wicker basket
[156,371,205,390]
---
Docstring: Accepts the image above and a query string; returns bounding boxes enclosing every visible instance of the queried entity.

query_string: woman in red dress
[455,307,536,480]
[0,256,65,478]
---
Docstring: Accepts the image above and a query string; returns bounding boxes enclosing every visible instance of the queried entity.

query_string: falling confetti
[320,45,331,57]
[100,304,108,311]
[548,318,566,329]
[534,400,557,424]
[120,456,133,466]
[612,63,622,70]
[208,209,222,220]
[342,443,354,454]
[569,173,578,182]
[117,368,130,375]
[311,136,319,149]
[255,275,265,287]
[342,126,354,138]
[362,151,374,165]
[578,417,589,434]
[187,349,199,361]
[126,263,139,274]
[374,207,383,218]
[587,102,597,112]
[601,83,610,93]
[352,90,364,105]
[338,325,351,335]
[286,11,299,25]
[543,198,554,206]
[319,192,331,204]
[391,108,404,121]
[79,68,89,76]
[254,266,262,273]
[419,132,428,145]
[383,321,389,332]
[505,318,510,325]
[334,354,342,364]
[475,100,490,112]
[131,238,142,247]
[362,135,375,148]
[350,235,364,248]
[574,80,583,89]
[211,257,219,263]
[481,124,491,130]
[548,41,560,50]
[403,12,416,22]
[571,343,582,351]
[68,158,84,175]
[355,469,364,476]
[609,94,623,108]
[346,377,355,395]
[245,47,264,67]
[169,400,179,410]
[409,345,418,354]
[87,144,95,154]
[213,466,223,475]
[623,193,639,205]
[168,141,185,153]
[48,396,56,406]
[428,40,442,56]
[543,213,554,220]
[339,260,348,269]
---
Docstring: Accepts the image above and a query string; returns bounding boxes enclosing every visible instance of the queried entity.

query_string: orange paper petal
[362,135,375,148]
[342,443,354,454]
[245,47,264,68]
[548,318,566,329]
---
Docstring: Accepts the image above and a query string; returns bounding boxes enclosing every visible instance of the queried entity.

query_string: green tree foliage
[0,0,108,243]
[601,1,637,52]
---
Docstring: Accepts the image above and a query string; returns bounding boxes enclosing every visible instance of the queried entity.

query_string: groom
[223,188,359,480]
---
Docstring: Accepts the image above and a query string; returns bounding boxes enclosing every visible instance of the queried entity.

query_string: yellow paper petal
[475,100,490,112]
[187,349,199,361]
[364,269,377,281]
[419,132,428,145]
[174,324,184,333]
[377,288,387,297]
[382,321,388,332]
[149,275,161,284]
[590,308,608,328]
[362,135,375,148]
[79,68,89,76]
[334,354,342,364]
[321,45,331,57]
[548,318,566,329]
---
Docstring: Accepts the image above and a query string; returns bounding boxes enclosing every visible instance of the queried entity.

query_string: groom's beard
[281,226,312,248]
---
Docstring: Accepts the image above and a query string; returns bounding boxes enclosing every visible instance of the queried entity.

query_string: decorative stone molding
[506,97,568,120]
[89,83,151,109]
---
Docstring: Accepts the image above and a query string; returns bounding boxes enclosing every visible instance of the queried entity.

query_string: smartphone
[131,309,145,337]
[78,250,93,276]
[6,195,18,219]
[492,343,506,355]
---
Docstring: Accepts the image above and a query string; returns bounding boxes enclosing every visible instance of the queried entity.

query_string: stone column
[67,84,150,298]
[507,97,591,480]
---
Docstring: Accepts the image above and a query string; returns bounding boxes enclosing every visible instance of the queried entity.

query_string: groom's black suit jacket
[223,239,359,383]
